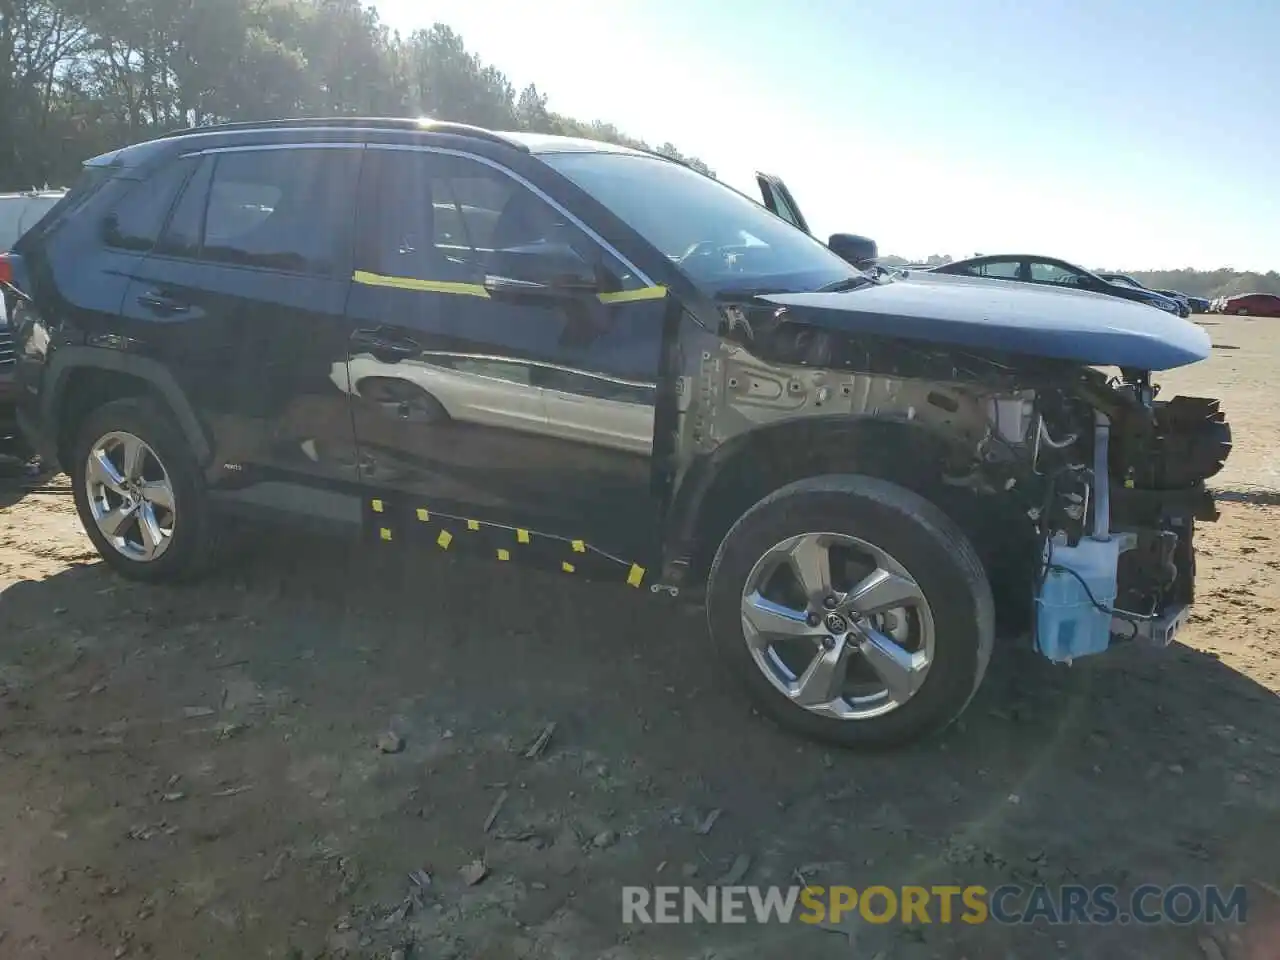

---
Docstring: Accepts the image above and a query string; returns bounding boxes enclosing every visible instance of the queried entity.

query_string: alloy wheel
[85,431,176,562]
[740,532,935,720]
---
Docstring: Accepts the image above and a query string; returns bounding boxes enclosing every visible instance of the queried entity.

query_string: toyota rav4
[0,118,1231,748]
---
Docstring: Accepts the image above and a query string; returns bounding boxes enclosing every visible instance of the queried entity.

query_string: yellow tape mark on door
[597,286,667,304]
[353,270,491,298]
[354,271,665,306]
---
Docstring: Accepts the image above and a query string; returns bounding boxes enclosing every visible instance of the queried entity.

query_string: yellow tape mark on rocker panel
[353,270,491,298]
[381,502,648,587]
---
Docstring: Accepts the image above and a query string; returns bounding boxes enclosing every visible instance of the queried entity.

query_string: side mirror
[483,243,600,297]
[827,233,879,270]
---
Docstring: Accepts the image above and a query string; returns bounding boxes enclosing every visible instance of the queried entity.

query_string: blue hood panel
[762,273,1211,371]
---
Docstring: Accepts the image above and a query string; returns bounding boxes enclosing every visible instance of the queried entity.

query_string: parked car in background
[1186,296,1212,314]
[930,255,1184,315]
[1098,273,1192,318]
[1220,293,1280,317]
[0,189,64,453]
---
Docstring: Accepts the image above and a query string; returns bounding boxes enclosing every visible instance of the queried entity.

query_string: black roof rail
[154,117,529,151]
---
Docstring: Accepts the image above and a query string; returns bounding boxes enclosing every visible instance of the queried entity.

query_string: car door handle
[136,290,189,315]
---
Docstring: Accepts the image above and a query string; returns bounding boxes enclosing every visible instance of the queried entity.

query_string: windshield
[542,152,863,296]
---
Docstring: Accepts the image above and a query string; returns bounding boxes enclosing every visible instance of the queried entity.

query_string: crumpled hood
[761,271,1211,370]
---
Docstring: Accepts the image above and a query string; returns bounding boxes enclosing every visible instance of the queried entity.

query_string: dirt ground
[2,314,1279,960]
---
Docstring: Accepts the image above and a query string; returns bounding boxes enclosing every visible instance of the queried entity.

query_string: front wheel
[707,475,994,749]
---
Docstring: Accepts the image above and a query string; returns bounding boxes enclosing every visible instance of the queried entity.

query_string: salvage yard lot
[1,315,1279,960]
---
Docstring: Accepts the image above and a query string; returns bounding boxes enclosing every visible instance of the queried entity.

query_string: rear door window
[156,147,362,276]
[199,148,362,276]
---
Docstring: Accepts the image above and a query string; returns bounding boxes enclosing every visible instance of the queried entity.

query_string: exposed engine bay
[692,328,1232,662]
[978,369,1231,659]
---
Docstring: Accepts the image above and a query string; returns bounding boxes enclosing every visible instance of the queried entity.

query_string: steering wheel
[675,240,761,273]
[675,240,720,267]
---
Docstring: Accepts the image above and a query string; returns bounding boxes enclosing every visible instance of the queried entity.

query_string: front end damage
[676,299,1231,662]
[989,371,1229,660]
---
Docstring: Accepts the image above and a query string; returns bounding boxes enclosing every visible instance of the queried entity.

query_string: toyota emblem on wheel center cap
[823,612,848,634]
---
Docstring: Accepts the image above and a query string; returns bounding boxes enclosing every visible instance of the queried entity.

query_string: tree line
[1115,267,1280,301]
[0,0,713,192]
[3,0,1269,289]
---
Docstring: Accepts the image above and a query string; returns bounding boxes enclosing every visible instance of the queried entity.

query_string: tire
[71,396,222,583]
[1236,308,1249,316]
[707,474,995,749]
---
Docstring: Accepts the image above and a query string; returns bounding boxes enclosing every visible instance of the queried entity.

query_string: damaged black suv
[1,118,1231,748]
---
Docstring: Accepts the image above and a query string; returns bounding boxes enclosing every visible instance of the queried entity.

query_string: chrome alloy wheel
[740,532,935,720]
[85,431,176,562]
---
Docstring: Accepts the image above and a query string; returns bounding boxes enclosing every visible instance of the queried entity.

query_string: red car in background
[1222,293,1280,317]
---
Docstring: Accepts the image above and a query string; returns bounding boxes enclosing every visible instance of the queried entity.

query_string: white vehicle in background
[0,188,65,252]
[1,188,65,324]
[1,188,64,450]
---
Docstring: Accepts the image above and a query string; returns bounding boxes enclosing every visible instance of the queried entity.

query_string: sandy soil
[1,314,1278,960]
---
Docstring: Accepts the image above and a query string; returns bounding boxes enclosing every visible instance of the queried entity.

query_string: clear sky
[376,0,1276,271]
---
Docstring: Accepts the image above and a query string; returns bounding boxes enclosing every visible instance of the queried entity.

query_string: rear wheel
[707,475,994,749]
[71,397,221,582]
